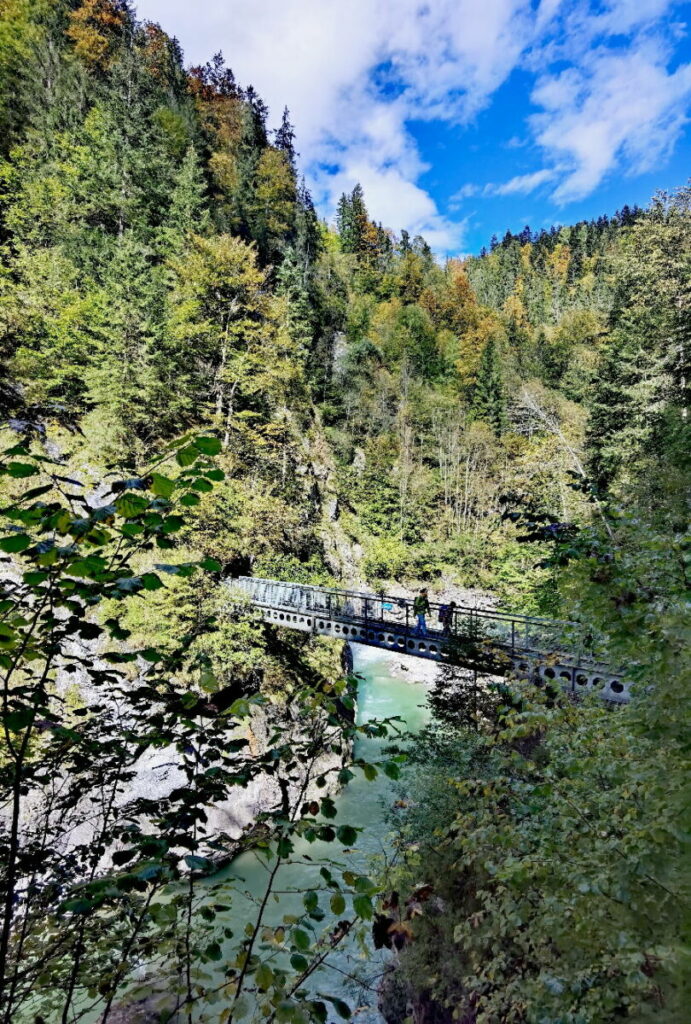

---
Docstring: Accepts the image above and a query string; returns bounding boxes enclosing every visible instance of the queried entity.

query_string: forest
[0,2,688,1023]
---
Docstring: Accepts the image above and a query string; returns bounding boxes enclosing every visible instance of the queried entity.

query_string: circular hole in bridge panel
[610,680,624,693]
[429,645,437,654]
[407,640,415,649]
[418,643,427,651]
[576,674,588,686]
[560,671,572,681]
[544,667,555,679]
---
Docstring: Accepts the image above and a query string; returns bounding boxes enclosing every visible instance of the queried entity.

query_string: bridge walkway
[230,577,630,704]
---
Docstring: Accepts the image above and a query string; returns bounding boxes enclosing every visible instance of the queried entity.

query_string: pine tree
[86,231,162,460]
[162,145,210,250]
[232,84,270,246]
[274,106,297,167]
[587,187,690,492]
[243,85,268,149]
[472,336,506,435]
[276,246,313,359]
[294,177,321,276]
[336,184,368,256]
[336,192,352,250]
[567,224,586,285]
[588,335,669,489]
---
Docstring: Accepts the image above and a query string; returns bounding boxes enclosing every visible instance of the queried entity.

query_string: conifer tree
[588,187,690,492]
[276,245,313,359]
[162,144,210,250]
[274,105,297,167]
[233,84,270,244]
[86,231,162,460]
[337,184,369,255]
[294,177,321,275]
[471,336,506,435]
[567,224,586,284]
[335,192,352,250]
[337,188,360,253]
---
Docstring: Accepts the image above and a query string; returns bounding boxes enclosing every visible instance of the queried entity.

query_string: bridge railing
[231,577,606,664]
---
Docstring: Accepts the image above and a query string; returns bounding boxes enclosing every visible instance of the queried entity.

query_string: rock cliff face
[6,625,352,877]
[69,709,344,861]
[15,699,349,876]
[301,423,364,582]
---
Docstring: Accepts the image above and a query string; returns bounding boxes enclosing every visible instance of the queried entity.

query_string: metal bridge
[229,577,630,704]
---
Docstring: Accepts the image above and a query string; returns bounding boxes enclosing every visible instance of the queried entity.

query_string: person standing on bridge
[413,588,430,635]
[440,600,457,635]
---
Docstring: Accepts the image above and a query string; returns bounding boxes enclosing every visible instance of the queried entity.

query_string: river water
[204,644,433,1022]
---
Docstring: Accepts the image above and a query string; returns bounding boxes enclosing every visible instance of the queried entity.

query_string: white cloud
[450,184,482,201]
[531,38,691,202]
[135,0,539,252]
[451,168,556,203]
[490,168,557,195]
[133,0,691,245]
[314,160,467,253]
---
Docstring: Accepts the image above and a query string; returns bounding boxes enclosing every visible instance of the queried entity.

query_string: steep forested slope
[2,1,680,620]
[0,4,689,1023]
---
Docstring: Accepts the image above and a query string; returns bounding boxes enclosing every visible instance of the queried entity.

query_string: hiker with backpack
[439,600,457,635]
[413,589,430,634]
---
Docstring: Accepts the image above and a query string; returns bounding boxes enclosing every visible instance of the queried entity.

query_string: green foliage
[362,535,412,581]
[0,432,395,1022]
[588,186,691,496]
[471,335,507,435]
[336,184,368,256]
[378,250,689,1019]
[0,5,688,1021]
[387,665,688,1021]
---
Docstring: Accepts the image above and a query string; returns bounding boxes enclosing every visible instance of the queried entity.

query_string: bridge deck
[229,577,629,704]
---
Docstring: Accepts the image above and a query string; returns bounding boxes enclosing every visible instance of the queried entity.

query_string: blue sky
[135,1,691,255]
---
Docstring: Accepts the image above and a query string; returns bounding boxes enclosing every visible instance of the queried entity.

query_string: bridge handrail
[228,577,623,688]
[231,576,596,641]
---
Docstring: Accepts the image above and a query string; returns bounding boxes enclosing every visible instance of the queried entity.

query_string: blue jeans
[416,613,427,634]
